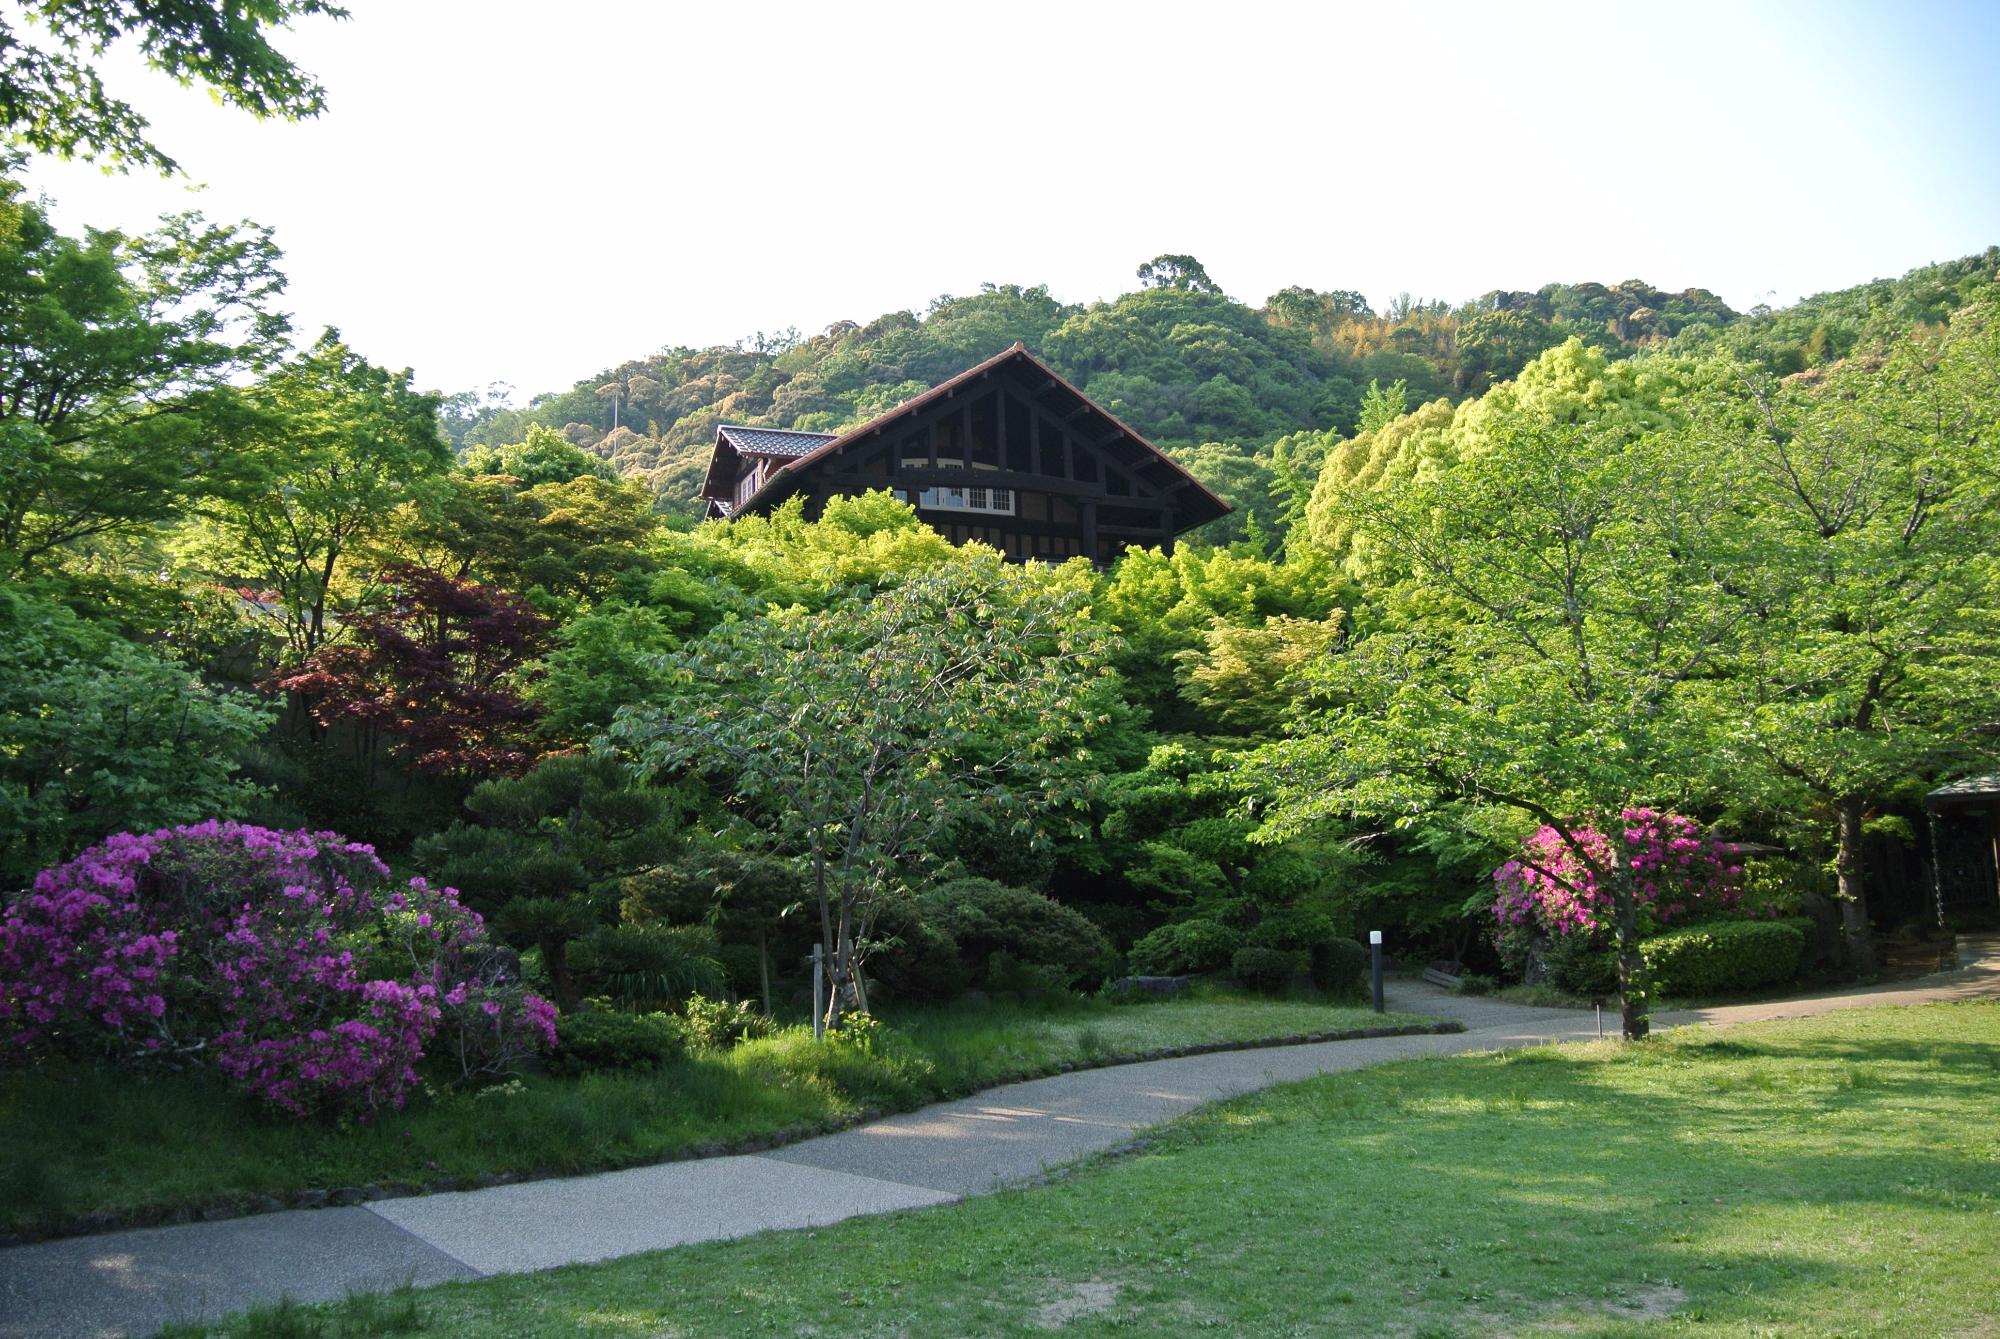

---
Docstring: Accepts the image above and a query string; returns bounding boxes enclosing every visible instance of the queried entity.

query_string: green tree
[414,753,689,1010]
[0,182,287,573]
[1136,254,1221,295]
[617,555,1113,1027]
[0,589,273,883]
[1714,301,2000,969]
[0,0,344,173]
[1252,413,1754,1038]
[190,332,447,660]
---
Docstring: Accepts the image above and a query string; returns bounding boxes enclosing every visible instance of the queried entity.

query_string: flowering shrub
[0,822,555,1119]
[1492,809,1745,943]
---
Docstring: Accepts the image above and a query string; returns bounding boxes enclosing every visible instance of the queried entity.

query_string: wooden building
[699,344,1230,563]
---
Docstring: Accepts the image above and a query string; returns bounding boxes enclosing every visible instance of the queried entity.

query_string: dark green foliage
[1315,938,1371,996]
[1126,919,1242,976]
[571,924,725,1013]
[1543,936,1621,999]
[866,894,965,1004]
[415,754,689,1009]
[545,1010,687,1078]
[1231,946,1304,994]
[916,879,1114,990]
[1639,921,1807,998]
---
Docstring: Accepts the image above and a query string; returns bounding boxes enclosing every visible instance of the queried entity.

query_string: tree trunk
[543,937,579,1013]
[1611,866,1651,1041]
[1835,794,1878,974]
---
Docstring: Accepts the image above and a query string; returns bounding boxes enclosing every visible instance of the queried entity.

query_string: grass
[0,990,1415,1237]
[177,1001,2000,1338]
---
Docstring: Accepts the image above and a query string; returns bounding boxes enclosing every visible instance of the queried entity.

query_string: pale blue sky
[22,0,2000,398]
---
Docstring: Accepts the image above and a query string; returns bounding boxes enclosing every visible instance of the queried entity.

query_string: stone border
[3,1019,1462,1246]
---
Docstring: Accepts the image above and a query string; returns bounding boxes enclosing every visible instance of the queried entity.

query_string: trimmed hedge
[1126,919,1241,976]
[1639,920,1806,997]
[916,879,1114,990]
[1316,937,1370,995]
[546,1009,687,1077]
[1231,946,1304,994]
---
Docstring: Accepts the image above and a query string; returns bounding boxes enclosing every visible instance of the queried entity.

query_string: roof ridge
[717,423,838,436]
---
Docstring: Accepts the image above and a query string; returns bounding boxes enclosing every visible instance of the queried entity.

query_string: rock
[326,1187,366,1207]
[247,1195,285,1215]
[292,1190,328,1210]
[1109,974,1194,998]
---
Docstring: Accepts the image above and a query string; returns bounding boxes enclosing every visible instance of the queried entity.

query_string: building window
[915,485,1016,515]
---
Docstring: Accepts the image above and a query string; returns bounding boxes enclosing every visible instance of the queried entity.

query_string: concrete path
[7,941,1997,1339]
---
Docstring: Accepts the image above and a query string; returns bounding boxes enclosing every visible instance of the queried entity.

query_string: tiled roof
[716,424,837,459]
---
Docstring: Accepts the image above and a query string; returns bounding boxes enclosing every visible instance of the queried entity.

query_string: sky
[20,0,2000,399]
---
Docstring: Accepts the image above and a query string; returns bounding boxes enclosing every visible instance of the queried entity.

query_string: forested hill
[450,249,2000,535]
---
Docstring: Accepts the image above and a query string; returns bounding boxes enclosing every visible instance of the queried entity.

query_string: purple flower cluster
[1492,808,1744,942]
[0,822,555,1120]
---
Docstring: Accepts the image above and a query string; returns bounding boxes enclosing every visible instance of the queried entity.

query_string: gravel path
[7,940,1995,1339]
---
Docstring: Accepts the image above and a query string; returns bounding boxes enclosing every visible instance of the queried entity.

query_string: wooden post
[1080,500,1098,565]
[811,944,825,1041]
[996,391,1007,468]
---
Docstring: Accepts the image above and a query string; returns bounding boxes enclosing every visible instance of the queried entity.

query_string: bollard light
[1368,930,1384,1013]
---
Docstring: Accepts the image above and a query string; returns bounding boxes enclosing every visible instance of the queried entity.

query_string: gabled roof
[725,343,1232,532]
[715,424,837,459]
[1928,774,2000,808]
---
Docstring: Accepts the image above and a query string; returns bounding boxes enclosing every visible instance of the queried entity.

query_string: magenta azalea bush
[0,822,555,1120]
[1493,808,1745,942]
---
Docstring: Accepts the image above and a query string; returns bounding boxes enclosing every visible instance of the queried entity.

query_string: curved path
[7,938,1997,1339]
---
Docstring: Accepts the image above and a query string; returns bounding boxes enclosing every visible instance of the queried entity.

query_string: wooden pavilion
[699,344,1230,563]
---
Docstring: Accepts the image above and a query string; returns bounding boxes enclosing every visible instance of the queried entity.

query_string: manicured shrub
[917,879,1113,989]
[1232,947,1304,994]
[1316,937,1370,995]
[1126,919,1242,976]
[571,922,726,1012]
[546,1008,686,1076]
[1639,920,1806,998]
[865,894,963,1003]
[679,994,774,1049]
[1246,908,1339,953]
[0,823,555,1119]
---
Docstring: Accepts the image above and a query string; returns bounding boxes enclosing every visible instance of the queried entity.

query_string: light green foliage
[1256,403,1759,1036]
[1701,293,2000,965]
[187,331,447,661]
[530,601,681,744]
[1174,612,1344,735]
[618,554,1116,1024]
[0,591,274,884]
[1095,542,1340,727]
[0,182,287,574]
[0,1,342,174]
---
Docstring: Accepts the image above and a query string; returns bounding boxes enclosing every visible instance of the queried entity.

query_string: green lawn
[0,992,1416,1237]
[178,1001,2000,1338]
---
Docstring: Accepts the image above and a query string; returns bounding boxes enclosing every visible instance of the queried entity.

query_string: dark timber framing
[699,344,1230,564]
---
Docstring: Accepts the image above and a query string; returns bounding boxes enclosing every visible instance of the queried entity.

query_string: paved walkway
[7,940,1997,1339]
